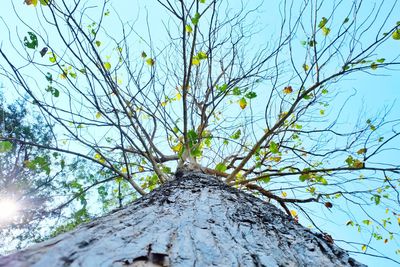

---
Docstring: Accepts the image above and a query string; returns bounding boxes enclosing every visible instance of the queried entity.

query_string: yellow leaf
[176,92,182,100]
[103,62,111,70]
[95,112,101,119]
[172,142,182,152]
[121,167,127,173]
[290,210,297,217]
[398,217,400,225]
[192,57,200,66]
[94,153,105,164]
[361,244,367,252]
[283,86,293,94]
[138,166,145,172]
[281,191,287,198]
[185,24,193,34]
[239,98,247,109]
[303,64,309,72]
[161,101,167,107]
[146,58,155,66]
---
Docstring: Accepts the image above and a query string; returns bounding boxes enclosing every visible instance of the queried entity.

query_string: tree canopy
[0,0,399,264]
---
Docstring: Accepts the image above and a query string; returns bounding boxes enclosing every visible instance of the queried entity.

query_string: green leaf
[48,53,56,63]
[95,40,101,47]
[215,163,227,172]
[0,141,13,153]
[141,51,147,58]
[24,32,38,49]
[200,0,206,3]
[197,51,207,60]
[343,17,349,24]
[245,92,257,99]
[308,40,317,47]
[45,72,52,82]
[40,0,50,5]
[269,141,279,154]
[191,12,200,25]
[318,17,328,29]
[376,58,385,63]
[232,87,241,95]
[230,129,241,140]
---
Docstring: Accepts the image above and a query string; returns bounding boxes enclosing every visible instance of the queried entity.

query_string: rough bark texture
[0,171,366,267]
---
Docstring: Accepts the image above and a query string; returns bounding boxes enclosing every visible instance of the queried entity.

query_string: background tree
[0,0,399,264]
[0,94,56,249]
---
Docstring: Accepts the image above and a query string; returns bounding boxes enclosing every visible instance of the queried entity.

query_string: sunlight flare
[0,198,19,222]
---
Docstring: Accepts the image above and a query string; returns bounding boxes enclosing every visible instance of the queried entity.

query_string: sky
[1,0,400,265]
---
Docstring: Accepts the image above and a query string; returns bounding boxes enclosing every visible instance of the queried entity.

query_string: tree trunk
[0,171,365,267]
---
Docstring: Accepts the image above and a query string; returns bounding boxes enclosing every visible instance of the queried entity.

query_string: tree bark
[0,171,365,267]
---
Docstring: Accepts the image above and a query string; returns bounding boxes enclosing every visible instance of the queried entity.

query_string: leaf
[283,86,293,94]
[290,210,297,217]
[192,57,200,66]
[49,53,57,63]
[138,166,144,172]
[325,202,333,208]
[343,17,349,24]
[39,47,48,57]
[95,112,101,119]
[318,17,328,29]
[141,51,147,58]
[146,58,155,66]
[40,0,50,5]
[0,141,13,153]
[103,62,111,70]
[24,0,38,6]
[185,24,193,34]
[200,0,206,3]
[362,219,371,225]
[230,129,241,140]
[376,58,385,63]
[392,29,400,40]
[356,148,367,155]
[269,141,279,154]
[191,12,200,25]
[24,32,38,49]
[361,245,367,252]
[239,97,247,109]
[172,142,182,153]
[245,91,257,99]
[303,64,309,72]
[308,40,317,47]
[95,40,101,47]
[215,163,227,172]
[322,27,330,36]
[45,72,52,82]
[197,51,207,60]
[232,87,241,95]
[370,63,378,70]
